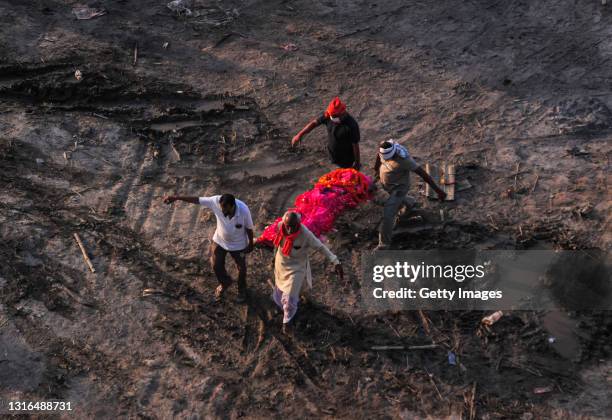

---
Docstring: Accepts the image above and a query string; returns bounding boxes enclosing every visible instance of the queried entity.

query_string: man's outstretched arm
[414,167,447,201]
[291,119,320,146]
[163,196,199,204]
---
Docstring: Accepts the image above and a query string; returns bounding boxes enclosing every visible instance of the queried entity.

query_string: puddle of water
[149,120,203,132]
[542,311,581,360]
[194,100,225,112]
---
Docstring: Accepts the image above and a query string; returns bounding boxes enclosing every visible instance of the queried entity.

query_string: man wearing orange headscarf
[291,97,361,170]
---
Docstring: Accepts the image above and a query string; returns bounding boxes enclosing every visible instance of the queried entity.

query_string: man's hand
[291,134,301,147]
[352,161,361,171]
[334,263,344,281]
[163,195,176,204]
[437,189,447,201]
[245,242,254,253]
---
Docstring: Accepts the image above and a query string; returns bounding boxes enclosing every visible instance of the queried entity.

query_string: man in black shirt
[291,97,361,170]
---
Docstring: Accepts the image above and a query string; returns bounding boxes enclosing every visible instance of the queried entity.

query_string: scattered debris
[488,215,499,230]
[547,336,556,344]
[456,179,473,192]
[170,141,181,161]
[513,162,521,189]
[549,97,612,134]
[162,41,169,49]
[73,6,107,20]
[533,386,553,394]
[468,382,477,420]
[133,43,138,66]
[73,233,96,273]
[501,187,514,199]
[35,158,44,165]
[448,351,457,365]
[167,0,193,16]
[425,367,444,400]
[142,289,164,297]
[281,43,298,52]
[575,203,594,218]
[371,345,404,351]
[482,311,503,326]
[566,146,590,157]
[370,344,441,351]
[74,69,82,81]
[408,344,439,350]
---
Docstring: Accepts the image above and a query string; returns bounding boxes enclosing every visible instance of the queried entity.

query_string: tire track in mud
[106,139,148,218]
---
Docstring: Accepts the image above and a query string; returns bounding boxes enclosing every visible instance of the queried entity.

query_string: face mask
[329,116,341,123]
[284,223,298,234]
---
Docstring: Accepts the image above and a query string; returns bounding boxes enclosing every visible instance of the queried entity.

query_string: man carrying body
[374,140,446,250]
[163,193,254,302]
[291,97,361,170]
[272,211,343,333]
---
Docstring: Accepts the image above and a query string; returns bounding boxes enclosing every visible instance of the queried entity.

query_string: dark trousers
[210,242,247,292]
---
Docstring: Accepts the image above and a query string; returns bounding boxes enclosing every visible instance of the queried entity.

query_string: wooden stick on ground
[407,344,439,350]
[170,141,181,161]
[371,345,404,351]
[513,162,521,188]
[531,173,539,194]
[425,367,443,401]
[469,382,477,420]
[418,310,431,335]
[74,233,95,273]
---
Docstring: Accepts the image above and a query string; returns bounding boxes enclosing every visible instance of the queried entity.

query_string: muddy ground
[0,0,611,418]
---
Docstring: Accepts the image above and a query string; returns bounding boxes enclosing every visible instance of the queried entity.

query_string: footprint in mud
[541,311,580,360]
[138,372,160,407]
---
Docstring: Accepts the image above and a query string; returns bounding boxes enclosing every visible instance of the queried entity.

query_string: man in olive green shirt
[374,140,446,249]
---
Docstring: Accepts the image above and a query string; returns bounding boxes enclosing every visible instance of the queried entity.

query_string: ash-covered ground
[0,1,611,418]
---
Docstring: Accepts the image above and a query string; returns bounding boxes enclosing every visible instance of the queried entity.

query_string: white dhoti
[273,225,339,324]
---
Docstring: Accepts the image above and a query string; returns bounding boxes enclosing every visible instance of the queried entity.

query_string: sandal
[236,289,247,303]
[214,284,226,301]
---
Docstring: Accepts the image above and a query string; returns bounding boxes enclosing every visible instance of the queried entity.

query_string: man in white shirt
[163,193,254,302]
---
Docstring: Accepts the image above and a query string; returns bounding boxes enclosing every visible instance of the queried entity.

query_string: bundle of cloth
[257,168,373,245]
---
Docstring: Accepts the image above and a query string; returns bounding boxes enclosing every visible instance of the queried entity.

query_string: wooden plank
[426,162,455,201]
[444,163,455,201]
[74,233,95,273]
[425,163,440,199]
